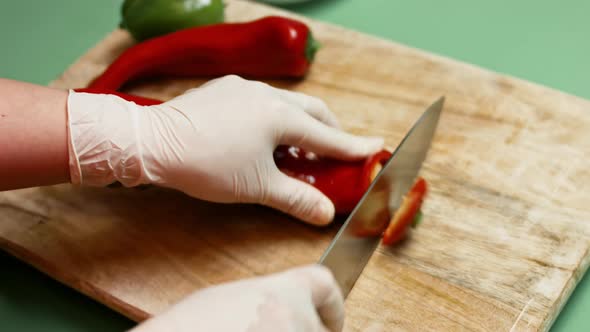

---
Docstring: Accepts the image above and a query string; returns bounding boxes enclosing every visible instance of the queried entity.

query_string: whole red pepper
[87,16,320,91]
[74,88,391,215]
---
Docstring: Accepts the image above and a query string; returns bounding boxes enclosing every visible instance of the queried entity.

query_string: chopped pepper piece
[381,177,427,245]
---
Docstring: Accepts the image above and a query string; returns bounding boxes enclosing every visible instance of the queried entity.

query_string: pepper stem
[305,32,321,62]
[411,210,423,228]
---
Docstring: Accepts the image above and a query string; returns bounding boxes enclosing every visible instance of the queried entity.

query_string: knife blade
[318,96,444,298]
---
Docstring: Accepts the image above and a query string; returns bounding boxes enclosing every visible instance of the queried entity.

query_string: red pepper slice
[87,16,320,91]
[347,180,392,237]
[381,177,427,245]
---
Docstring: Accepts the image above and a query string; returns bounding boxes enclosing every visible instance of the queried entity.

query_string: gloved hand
[67,75,384,225]
[130,264,344,332]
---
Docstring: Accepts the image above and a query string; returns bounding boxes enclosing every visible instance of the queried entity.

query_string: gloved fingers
[264,171,335,226]
[316,283,345,332]
[273,88,341,128]
[280,111,384,161]
[289,265,345,332]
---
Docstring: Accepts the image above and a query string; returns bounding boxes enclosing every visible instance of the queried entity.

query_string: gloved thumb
[266,172,335,226]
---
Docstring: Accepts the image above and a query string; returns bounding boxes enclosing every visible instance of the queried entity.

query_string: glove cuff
[66,90,150,188]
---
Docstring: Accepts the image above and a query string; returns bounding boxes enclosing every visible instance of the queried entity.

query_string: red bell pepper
[273,145,392,215]
[87,16,320,91]
[381,177,427,245]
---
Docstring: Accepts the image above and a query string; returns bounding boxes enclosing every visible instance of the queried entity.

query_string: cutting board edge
[0,238,150,323]
[541,247,590,332]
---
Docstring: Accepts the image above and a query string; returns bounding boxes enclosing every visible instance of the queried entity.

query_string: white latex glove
[67,75,384,225]
[130,264,344,332]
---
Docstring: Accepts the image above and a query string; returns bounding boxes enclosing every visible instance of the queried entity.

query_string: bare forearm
[0,78,70,190]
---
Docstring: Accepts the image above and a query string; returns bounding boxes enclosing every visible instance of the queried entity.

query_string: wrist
[135,103,196,189]
[66,90,151,187]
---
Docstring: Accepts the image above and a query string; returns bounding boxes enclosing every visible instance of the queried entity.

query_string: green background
[0,0,588,330]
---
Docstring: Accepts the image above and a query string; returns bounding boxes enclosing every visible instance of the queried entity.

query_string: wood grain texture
[2,0,590,330]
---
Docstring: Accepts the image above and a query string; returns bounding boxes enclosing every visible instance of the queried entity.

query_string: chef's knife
[319,97,444,298]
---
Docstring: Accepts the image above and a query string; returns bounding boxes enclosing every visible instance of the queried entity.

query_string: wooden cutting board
[2,0,589,330]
